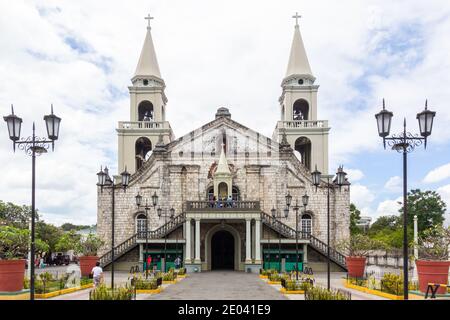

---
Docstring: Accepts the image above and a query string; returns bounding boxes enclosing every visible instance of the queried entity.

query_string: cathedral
[97,15,350,273]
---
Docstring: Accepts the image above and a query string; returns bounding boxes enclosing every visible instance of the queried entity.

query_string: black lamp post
[271,208,288,272]
[3,105,61,300]
[270,207,276,270]
[285,193,309,280]
[312,165,347,290]
[135,191,158,278]
[375,99,435,300]
[158,207,175,272]
[97,166,130,289]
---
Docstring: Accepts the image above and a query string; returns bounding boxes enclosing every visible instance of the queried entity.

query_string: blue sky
[0,0,449,226]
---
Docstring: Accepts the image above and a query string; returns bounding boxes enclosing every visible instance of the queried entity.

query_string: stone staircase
[99,213,186,268]
[260,212,347,271]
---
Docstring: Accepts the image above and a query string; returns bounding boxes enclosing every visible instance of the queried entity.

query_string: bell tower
[273,13,330,174]
[117,14,174,174]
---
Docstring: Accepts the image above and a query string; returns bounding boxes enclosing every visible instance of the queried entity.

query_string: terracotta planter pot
[0,259,26,292]
[346,257,366,278]
[416,260,450,294]
[79,256,98,277]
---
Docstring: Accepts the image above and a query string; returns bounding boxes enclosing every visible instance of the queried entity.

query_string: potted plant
[75,233,104,277]
[0,226,29,292]
[416,225,450,294]
[338,234,384,278]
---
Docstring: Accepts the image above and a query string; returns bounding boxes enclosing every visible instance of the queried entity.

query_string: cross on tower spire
[145,13,154,30]
[292,12,301,27]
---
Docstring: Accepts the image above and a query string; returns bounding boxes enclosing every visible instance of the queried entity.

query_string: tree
[349,204,362,235]
[399,189,446,234]
[368,215,400,236]
[36,221,63,253]
[0,200,38,229]
[55,230,81,252]
[0,225,29,259]
[60,223,91,232]
[35,238,50,257]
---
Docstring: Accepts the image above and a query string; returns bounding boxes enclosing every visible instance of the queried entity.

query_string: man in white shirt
[91,262,103,288]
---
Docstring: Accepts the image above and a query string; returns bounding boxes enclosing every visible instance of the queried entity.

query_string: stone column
[255,219,261,263]
[139,244,144,263]
[245,219,252,263]
[303,243,308,263]
[185,220,191,264]
[194,219,201,263]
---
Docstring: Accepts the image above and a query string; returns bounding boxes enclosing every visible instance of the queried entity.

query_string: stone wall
[97,121,350,255]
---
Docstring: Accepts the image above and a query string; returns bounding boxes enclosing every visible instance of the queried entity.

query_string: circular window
[143,79,149,86]
[298,79,304,85]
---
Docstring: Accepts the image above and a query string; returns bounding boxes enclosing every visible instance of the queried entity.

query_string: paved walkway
[45,271,391,300]
[149,271,287,300]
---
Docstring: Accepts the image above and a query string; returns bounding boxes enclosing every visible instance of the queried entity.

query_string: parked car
[53,254,70,266]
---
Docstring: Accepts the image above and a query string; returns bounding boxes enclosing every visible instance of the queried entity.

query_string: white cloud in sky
[346,169,365,182]
[384,176,402,193]
[350,184,375,209]
[1,0,450,225]
[423,163,450,184]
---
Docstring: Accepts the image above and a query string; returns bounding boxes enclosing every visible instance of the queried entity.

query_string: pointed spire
[215,143,231,175]
[134,14,162,79]
[285,16,313,78]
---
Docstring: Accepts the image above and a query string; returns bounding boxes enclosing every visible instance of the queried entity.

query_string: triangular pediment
[166,116,281,157]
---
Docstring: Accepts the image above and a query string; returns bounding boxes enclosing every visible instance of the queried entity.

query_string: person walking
[91,262,104,288]
[174,256,182,269]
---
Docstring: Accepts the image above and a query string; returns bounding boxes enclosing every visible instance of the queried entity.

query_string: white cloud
[423,163,450,184]
[375,198,402,218]
[346,169,365,182]
[350,184,375,209]
[384,176,402,193]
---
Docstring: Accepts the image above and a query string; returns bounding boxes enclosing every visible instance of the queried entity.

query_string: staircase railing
[99,212,186,267]
[260,212,347,269]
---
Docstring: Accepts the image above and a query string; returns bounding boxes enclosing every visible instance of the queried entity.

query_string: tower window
[298,79,304,85]
[135,137,152,170]
[143,79,149,86]
[293,99,309,121]
[138,101,154,121]
[294,137,312,171]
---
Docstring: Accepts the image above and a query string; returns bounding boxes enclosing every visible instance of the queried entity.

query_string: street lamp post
[271,208,288,272]
[3,105,61,300]
[375,99,435,300]
[312,165,347,290]
[285,193,309,281]
[135,191,158,278]
[158,207,175,272]
[97,166,130,290]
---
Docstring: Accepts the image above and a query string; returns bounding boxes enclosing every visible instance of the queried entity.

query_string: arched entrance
[211,230,235,270]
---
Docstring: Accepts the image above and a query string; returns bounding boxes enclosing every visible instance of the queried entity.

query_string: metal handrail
[260,212,347,269]
[100,213,186,267]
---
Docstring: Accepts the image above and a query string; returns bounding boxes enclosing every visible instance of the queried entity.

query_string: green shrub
[177,267,186,276]
[89,284,134,300]
[133,276,158,290]
[305,286,351,300]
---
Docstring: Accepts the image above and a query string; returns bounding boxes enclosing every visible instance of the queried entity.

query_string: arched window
[295,137,312,171]
[136,213,148,236]
[218,182,228,200]
[138,101,154,121]
[301,214,312,235]
[135,137,152,170]
[293,99,309,121]
[207,186,214,200]
[232,186,240,201]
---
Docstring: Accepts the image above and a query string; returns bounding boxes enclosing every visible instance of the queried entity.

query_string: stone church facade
[97,17,350,273]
